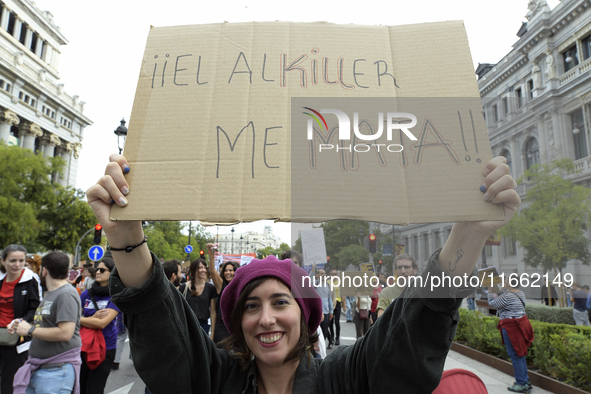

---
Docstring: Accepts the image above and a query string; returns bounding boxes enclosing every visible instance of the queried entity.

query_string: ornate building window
[571,109,588,160]
[527,80,534,98]
[515,87,522,108]
[492,104,498,123]
[583,34,591,61]
[503,236,517,257]
[525,137,540,170]
[501,149,512,174]
[562,45,579,72]
[422,233,429,261]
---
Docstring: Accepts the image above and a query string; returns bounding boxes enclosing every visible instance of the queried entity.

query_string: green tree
[335,244,370,270]
[501,159,591,273]
[321,220,369,268]
[257,246,280,258]
[143,221,211,261]
[36,187,96,253]
[279,242,290,252]
[0,143,95,253]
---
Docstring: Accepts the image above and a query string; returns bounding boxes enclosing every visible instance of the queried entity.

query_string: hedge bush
[524,303,576,325]
[456,309,591,392]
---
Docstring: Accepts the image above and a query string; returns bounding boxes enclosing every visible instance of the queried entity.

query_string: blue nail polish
[480,184,487,193]
[110,199,115,205]
[123,165,130,174]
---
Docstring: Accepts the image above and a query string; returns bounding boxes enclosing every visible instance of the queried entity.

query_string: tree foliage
[316,220,369,269]
[500,159,591,271]
[0,144,95,253]
[335,244,370,270]
[143,221,211,262]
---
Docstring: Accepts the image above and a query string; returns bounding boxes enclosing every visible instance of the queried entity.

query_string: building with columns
[214,226,282,255]
[391,0,591,290]
[0,0,92,186]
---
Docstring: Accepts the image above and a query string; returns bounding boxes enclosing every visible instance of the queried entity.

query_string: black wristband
[107,236,148,253]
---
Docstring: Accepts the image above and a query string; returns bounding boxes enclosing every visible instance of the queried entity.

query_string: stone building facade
[215,226,282,255]
[0,0,92,187]
[391,0,591,288]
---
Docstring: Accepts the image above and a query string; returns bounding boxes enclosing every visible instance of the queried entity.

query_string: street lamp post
[240,235,243,255]
[114,119,128,155]
[231,227,235,254]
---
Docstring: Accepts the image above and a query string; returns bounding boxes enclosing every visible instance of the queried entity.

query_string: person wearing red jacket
[488,282,534,393]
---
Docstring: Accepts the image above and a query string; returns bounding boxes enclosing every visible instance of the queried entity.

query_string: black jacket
[110,250,477,394]
[0,268,41,324]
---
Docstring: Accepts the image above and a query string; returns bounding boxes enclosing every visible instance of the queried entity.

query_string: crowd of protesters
[3,238,591,394]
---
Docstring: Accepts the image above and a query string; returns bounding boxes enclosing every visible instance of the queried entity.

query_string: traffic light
[199,250,205,258]
[93,224,102,244]
[369,234,377,253]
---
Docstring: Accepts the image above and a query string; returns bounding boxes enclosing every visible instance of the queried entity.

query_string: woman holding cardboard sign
[86,154,520,393]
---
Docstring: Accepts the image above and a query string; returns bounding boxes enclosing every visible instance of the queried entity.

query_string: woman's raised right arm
[207,243,223,294]
[85,154,152,288]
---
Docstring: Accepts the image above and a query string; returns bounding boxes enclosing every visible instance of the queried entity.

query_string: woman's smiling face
[241,279,301,368]
[223,264,236,282]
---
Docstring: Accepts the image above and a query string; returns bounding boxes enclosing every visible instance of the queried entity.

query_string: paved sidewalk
[444,350,553,394]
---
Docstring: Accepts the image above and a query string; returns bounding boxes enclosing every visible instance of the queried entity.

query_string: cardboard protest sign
[300,228,328,267]
[112,21,504,224]
[339,272,378,297]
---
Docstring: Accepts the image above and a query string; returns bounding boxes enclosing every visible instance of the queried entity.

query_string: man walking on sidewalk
[10,252,82,394]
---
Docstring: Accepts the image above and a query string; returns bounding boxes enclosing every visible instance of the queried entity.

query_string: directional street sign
[184,245,193,254]
[88,245,105,261]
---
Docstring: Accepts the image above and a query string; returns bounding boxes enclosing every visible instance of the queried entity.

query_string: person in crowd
[377,254,417,318]
[180,258,217,336]
[111,312,127,371]
[571,282,590,326]
[313,268,334,348]
[25,255,41,275]
[565,286,573,307]
[370,275,382,325]
[487,280,533,393]
[79,258,120,393]
[82,263,96,292]
[10,252,82,394]
[466,291,476,311]
[354,291,372,338]
[584,285,591,323]
[162,259,183,288]
[0,245,41,394]
[280,250,302,268]
[345,295,354,322]
[540,284,558,306]
[25,255,43,296]
[85,154,519,393]
[207,249,239,344]
[328,269,345,346]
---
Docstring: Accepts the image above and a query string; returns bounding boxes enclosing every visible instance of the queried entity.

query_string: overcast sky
[34,0,560,245]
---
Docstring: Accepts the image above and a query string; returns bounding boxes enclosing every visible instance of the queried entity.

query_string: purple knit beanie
[220,256,322,335]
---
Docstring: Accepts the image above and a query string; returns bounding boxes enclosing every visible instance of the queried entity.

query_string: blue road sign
[184,245,193,254]
[88,245,105,261]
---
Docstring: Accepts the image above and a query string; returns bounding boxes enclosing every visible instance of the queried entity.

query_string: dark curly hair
[220,276,318,370]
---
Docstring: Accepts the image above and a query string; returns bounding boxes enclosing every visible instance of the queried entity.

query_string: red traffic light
[369,233,377,253]
[379,260,382,264]
[95,224,102,231]
[327,256,330,261]
[199,250,205,257]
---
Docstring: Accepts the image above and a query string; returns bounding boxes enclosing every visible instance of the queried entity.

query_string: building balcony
[560,58,591,86]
